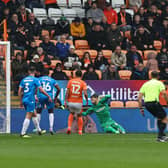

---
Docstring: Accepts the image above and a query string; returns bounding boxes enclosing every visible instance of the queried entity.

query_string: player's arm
[82,108,94,116]
[39,86,52,102]
[84,89,88,106]
[64,88,69,108]
[54,84,61,102]
[138,92,145,116]
[161,90,168,105]
[18,86,23,107]
[99,95,111,104]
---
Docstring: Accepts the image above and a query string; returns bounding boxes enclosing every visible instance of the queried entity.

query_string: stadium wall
[11,108,168,133]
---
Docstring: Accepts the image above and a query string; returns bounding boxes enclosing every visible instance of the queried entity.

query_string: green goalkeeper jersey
[82,95,112,127]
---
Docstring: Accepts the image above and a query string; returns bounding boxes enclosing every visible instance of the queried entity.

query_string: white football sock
[21,118,30,135]
[37,114,41,123]
[32,117,41,132]
[49,113,54,131]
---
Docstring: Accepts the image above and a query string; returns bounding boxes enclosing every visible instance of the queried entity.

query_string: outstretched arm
[161,90,168,105]
[82,108,94,116]
[18,87,23,107]
[54,84,61,102]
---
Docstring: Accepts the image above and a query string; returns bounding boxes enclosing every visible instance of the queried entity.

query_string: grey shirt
[87,8,104,22]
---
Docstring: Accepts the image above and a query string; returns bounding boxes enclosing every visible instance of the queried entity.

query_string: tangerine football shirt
[67,78,87,103]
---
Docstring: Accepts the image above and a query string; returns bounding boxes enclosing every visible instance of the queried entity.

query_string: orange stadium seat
[35,40,42,47]
[110,101,124,108]
[74,50,84,58]
[14,50,22,57]
[51,60,62,68]
[125,101,139,108]
[137,50,143,58]
[66,40,73,46]
[63,70,72,79]
[75,40,90,49]
[50,40,57,45]
[84,50,97,59]
[143,60,147,67]
[154,40,162,50]
[95,70,102,80]
[143,50,157,60]
[119,70,132,80]
[102,50,112,59]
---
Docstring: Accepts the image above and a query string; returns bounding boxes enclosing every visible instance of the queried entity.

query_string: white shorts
[68,102,82,114]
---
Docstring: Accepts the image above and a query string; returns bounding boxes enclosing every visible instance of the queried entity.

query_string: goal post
[0,41,11,133]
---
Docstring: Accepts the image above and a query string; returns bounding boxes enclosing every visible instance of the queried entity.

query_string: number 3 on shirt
[24,83,29,93]
[72,84,80,94]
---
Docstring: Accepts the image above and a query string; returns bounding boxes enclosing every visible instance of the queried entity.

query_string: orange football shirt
[67,78,87,103]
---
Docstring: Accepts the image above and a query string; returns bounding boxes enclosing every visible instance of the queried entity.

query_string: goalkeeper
[82,94,126,134]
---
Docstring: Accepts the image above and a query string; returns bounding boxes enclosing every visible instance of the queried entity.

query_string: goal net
[0,41,11,133]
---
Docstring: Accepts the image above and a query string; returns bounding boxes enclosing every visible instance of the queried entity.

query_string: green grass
[0,134,168,168]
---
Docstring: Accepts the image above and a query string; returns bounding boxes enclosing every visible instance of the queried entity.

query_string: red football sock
[68,113,74,129]
[78,116,83,132]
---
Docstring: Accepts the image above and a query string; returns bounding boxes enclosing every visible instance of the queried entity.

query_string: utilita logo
[87,85,139,101]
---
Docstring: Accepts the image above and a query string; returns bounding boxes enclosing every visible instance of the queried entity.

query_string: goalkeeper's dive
[82,94,126,134]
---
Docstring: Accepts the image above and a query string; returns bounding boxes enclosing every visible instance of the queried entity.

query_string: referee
[138,71,168,142]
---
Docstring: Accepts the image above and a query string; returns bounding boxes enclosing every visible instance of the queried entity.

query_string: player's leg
[21,111,33,137]
[110,121,126,134]
[21,102,35,137]
[103,125,120,134]
[48,108,54,135]
[77,113,83,135]
[67,102,75,134]
[36,108,43,123]
[146,102,168,142]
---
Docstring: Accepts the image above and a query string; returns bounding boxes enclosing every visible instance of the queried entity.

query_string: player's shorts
[23,101,35,113]
[37,97,54,110]
[67,102,82,114]
[145,101,167,119]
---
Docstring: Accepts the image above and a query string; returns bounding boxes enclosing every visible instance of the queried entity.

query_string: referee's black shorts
[145,101,167,119]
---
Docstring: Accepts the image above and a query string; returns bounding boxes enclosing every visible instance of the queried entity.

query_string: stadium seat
[154,40,162,50]
[112,0,125,8]
[51,60,62,68]
[63,70,72,78]
[110,101,124,108]
[118,70,132,80]
[124,31,131,40]
[137,50,143,58]
[74,8,85,19]
[148,70,160,79]
[74,50,84,58]
[62,8,76,23]
[75,40,90,49]
[69,0,82,8]
[35,40,42,47]
[125,9,134,18]
[95,70,102,80]
[48,8,62,24]
[26,8,32,13]
[84,50,97,59]
[143,50,158,60]
[33,8,47,24]
[66,40,73,46]
[102,50,112,60]
[14,50,22,57]
[50,40,57,45]
[57,0,68,8]
[125,101,139,108]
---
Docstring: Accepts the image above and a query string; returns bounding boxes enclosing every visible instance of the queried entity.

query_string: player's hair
[75,70,82,77]
[28,66,36,73]
[91,94,99,98]
[151,71,159,78]
[43,69,49,75]
[164,80,168,85]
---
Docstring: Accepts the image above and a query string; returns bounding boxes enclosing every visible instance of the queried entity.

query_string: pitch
[0,134,168,168]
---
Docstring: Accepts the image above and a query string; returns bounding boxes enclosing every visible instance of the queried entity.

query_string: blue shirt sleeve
[19,79,24,88]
